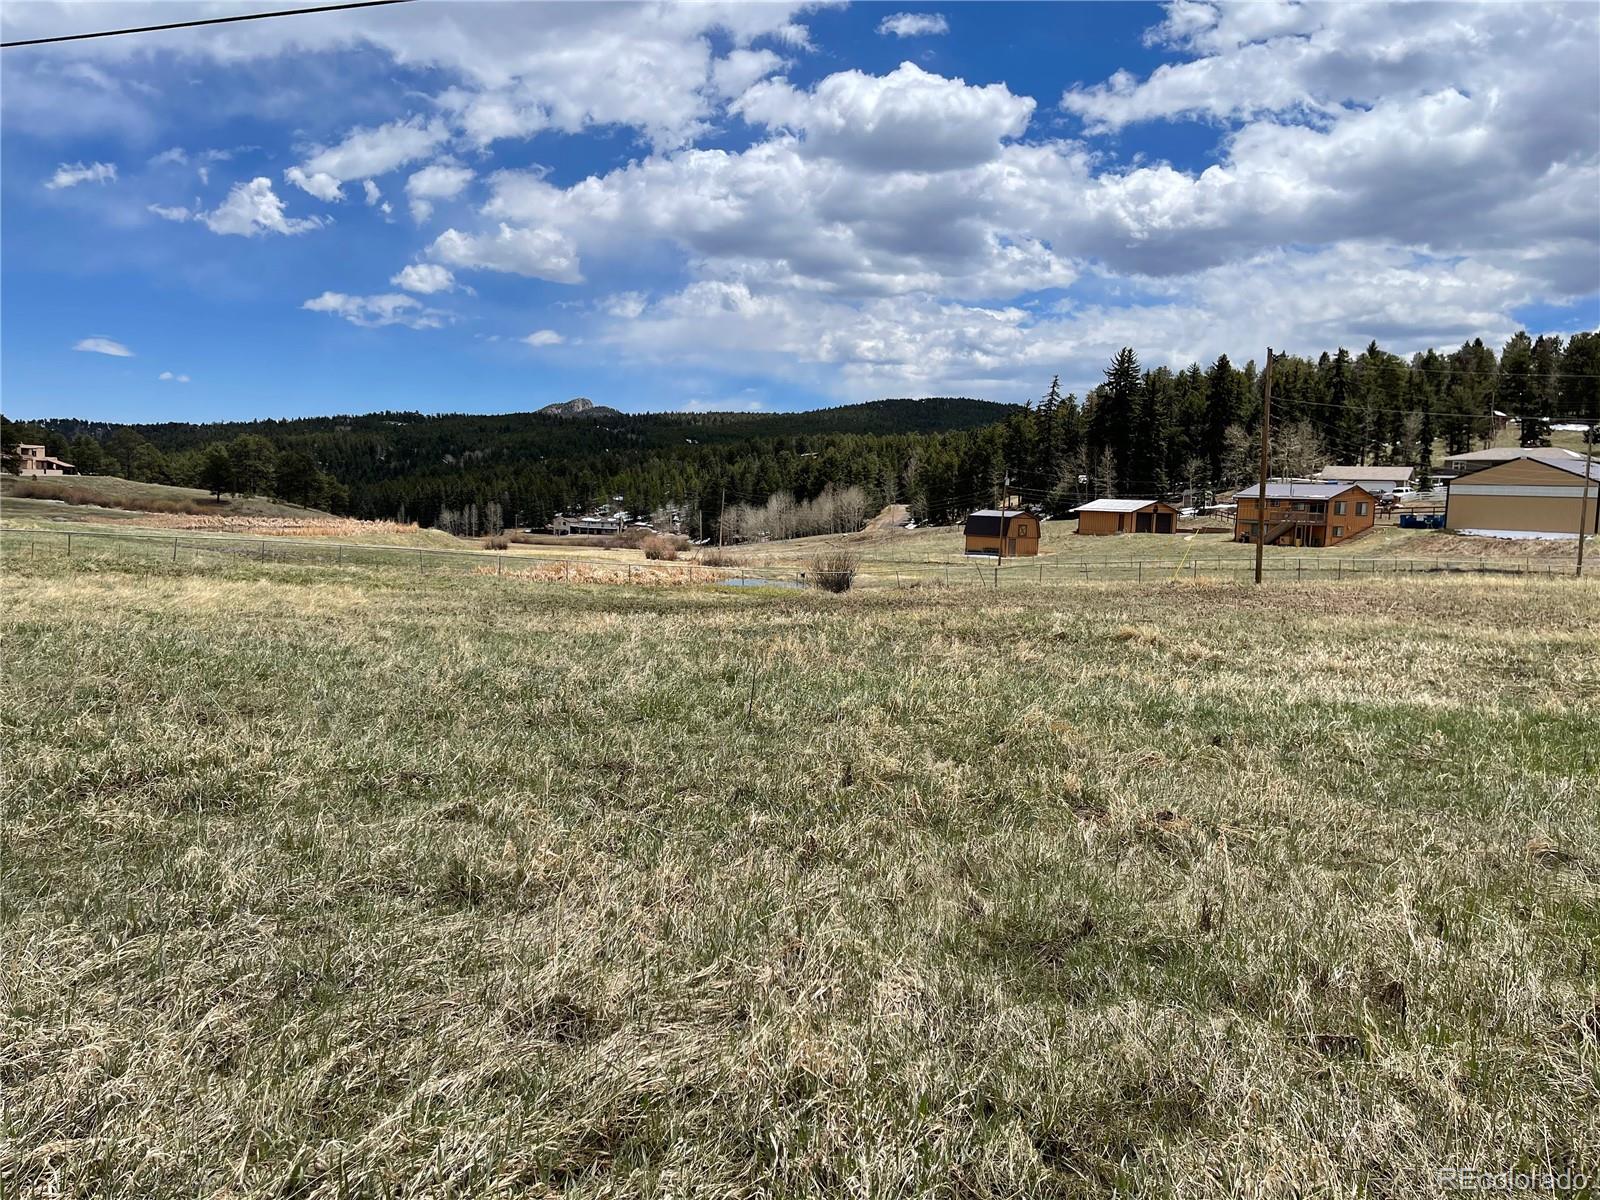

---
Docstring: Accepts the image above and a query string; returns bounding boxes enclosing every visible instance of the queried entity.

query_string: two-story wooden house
[1231,481,1375,548]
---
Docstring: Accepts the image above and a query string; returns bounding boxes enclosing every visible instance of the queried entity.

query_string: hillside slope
[1,473,333,519]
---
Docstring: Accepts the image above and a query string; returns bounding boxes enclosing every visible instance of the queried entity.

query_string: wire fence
[3,523,1587,589]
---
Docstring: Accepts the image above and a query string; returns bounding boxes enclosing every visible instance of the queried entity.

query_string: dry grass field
[0,496,460,553]
[2,551,1597,1198]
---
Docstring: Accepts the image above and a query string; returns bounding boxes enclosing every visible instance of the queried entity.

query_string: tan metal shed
[1445,455,1599,537]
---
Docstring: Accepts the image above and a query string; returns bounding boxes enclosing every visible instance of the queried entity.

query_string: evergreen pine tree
[1203,354,1241,479]
[1525,334,1561,446]
[1498,331,1537,445]
[1089,348,1141,490]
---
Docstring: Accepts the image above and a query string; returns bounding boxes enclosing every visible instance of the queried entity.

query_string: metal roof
[1071,498,1163,513]
[1448,453,1600,483]
[1315,465,1414,482]
[1231,481,1371,500]
[1443,446,1582,464]
[963,509,1032,537]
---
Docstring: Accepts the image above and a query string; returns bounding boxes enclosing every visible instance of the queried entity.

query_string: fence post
[172,538,179,562]
[260,541,267,563]
[337,545,343,566]
[1138,561,1143,583]
[66,533,72,557]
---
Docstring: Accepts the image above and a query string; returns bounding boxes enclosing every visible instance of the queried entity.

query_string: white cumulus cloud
[734,62,1034,172]
[284,166,345,202]
[390,263,457,294]
[405,161,474,223]
[428,223,582,283]
[203,178,324,237]
[522,329,564,347]
[158,370,192,382]
[300,116,449,182]
[877,13,949,38]
[302,291,446,329]
[46,161,117,189]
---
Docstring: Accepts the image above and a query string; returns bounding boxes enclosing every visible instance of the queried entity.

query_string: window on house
[1355,502,1369,516]
[1333,525,1345,538]
[1334,500,1347,515]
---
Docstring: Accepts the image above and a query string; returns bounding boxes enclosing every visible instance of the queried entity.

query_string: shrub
[642,534,689,561]
[698,547,744,568]
[609,526,652,549]
[809,551,860,593]
[481,533,511,550]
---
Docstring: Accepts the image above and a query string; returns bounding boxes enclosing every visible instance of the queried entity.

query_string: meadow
[2,550,1597,1198]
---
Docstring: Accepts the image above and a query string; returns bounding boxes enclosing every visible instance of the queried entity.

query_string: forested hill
[13,329,1596,536]
[18,397,1018,531]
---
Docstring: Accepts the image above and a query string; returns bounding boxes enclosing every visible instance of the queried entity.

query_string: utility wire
[1,0,416,49]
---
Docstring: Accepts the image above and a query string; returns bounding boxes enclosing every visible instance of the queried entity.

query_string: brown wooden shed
[1070,499,1180,535]
[963,508,1041,557]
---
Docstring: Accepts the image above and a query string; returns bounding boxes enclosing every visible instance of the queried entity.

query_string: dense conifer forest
[6,331,1596,537]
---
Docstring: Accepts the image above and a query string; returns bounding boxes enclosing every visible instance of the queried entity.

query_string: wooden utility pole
[995,472,1009,587]
[1254,348,1273,585]
[1579,421,1596,578]
[717,486,726,549]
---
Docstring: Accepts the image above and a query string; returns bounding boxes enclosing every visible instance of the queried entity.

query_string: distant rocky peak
[537,397,618,418]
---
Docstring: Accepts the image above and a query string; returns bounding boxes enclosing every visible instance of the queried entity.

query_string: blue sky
[3,0,1597,424]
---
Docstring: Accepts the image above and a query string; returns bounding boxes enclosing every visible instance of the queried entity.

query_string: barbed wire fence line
[1,524,1584,590]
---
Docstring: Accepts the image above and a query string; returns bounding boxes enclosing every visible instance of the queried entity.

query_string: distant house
[550,514,624,536]
[1232,481,1376,548]
[963,508,1040,557]
[1441,446,1583,476]
[1445,454,1599,538]
[1070,498,1179,535]
[1314,464,1415,495]
[14,444,77,477]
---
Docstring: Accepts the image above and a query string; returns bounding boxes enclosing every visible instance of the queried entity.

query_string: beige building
[1314,464,1415,495]
[1444,454,1599,538]
[14,444,78,476]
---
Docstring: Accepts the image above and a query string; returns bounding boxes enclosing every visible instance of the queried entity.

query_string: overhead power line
[1,0,416,49]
